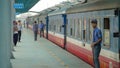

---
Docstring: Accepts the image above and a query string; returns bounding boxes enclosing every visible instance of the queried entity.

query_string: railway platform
[11,28,92,68]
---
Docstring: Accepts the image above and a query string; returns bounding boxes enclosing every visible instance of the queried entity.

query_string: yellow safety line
[44,47,69,68]
[28,29,69,68]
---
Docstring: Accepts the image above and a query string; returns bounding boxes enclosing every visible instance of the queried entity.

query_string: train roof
[66,0,120,14]
[48,7,67,16]
[27,15,39,18]
[48,2,74,16]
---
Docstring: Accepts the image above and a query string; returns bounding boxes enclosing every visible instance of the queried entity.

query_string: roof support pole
[10,0,16,59]
[0,0,12,68]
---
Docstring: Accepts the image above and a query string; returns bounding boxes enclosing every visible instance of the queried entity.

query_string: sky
[29,0,68,12]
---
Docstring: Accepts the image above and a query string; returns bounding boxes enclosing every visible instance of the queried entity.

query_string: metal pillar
[0,0,12,68]
[46,16,49,39]
[62,14,67,49]
[10,0,16,56]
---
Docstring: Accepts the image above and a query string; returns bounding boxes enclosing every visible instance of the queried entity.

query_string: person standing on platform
[13,21,18,46]
[39,21,45,37]
[18,20,22,42]
[33,21,38,41]
[91,19,102,68]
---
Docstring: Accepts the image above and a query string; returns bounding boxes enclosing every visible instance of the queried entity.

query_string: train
[26,0,120,68]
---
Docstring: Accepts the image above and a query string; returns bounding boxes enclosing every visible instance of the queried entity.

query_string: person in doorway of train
[13,21,18,46]
[91,19,102,68]
[39,21,45,37]
[33,21,38,41]
[17,20,22,42]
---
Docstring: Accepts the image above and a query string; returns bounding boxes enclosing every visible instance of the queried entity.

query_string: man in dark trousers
[18,20,22,42]
[13,21,18,46]
[33,21,38,41]
[39,21,44,37]
[91,19,102,68]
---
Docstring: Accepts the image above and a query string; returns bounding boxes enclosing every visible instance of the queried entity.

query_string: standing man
[18,20,22,42]
[13,21,18,46]
[39,21,44,37]
[33,21,38,41]
[91,19,102,68]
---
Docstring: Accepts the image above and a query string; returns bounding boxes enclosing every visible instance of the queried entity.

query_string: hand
[91,43,95,48]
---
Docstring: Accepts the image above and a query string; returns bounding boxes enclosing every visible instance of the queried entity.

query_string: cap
[91,19,97,24]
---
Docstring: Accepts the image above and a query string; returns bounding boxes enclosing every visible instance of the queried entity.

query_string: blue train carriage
[47,3,72,48]
[66,0,120,68]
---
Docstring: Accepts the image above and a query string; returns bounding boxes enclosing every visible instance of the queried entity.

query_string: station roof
[48,2,75,16]
[15,0,40,14]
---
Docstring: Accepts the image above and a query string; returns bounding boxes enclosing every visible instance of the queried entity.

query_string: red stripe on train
[48,33,120,68]
[48,34,64,48]
[28,25,120,68]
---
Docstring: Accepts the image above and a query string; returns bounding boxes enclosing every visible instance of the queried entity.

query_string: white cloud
[29,0,68,12]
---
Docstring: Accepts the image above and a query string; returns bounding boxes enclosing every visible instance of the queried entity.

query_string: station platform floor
[11,28,92,68]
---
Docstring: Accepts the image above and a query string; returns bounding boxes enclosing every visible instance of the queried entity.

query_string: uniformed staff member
[39,21,45,37]
[91,19,102,68]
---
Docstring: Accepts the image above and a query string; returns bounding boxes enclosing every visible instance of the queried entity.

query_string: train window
[89,19,93,41]
[104,18,110,29]
[73,20,76,37]
[103,18,110,48]
[70,19,74,37]
[54,25,56,31]
[79,19,82,40]
[83,19,86,41]
[75,19,78,38]
[59,20,62,33]
[76,20,80,38]
[60,26,62,32]
[70,28,72,36]
[49,25,51,31]
[56,19,59,33]
[76,19,82,40]
[97,19,101,30]
[52,21,54,31]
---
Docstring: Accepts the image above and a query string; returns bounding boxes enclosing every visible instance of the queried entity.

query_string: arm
[93,38,102,46]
